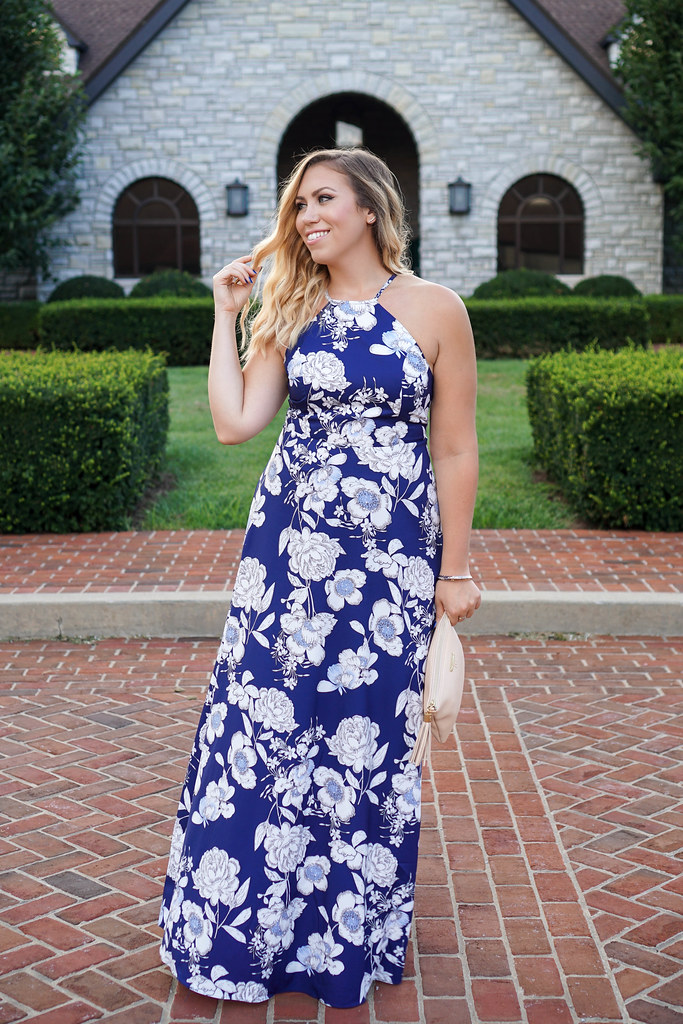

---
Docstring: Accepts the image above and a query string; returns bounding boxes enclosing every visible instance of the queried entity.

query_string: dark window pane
[157,178,181,200]
[523,196,557,220]
[133,178,156,201]
[521,222,561,272]
[137,225,178,275]
[499,192,519,217]
[113,177,201,278]
[181,227,201,274]
[498,173,583,275]
[565,222,584,264]
[113,226,134,276]
[138,199,177,222]
[515,176,537,198]
[563,191,584,216]
[115,194,137,219]
[177,193,198,218]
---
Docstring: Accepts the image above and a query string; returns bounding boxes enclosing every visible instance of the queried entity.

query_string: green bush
[38,297,215,365]
[643,294,683,345]
[464,297,649,358]
[129,269,212,298]
[0,349,169,532]
[472,269,572,299]
[47,275,125,302]
[526,346,683,530]
[572,274,641,298]
[0,301,40,349]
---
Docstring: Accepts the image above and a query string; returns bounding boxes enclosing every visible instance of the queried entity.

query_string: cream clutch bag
[410,613,465,765]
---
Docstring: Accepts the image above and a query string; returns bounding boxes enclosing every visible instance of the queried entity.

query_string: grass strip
[139,361,575,531]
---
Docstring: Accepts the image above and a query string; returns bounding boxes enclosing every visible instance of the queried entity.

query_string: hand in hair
[213,256,259,316]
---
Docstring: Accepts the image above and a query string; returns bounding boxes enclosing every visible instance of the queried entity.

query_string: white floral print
[325,568,366,610]
[327,716,380,773]
[159,281,440,1007]
[193,848,241,905]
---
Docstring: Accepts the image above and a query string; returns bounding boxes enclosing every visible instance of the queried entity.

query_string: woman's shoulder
[390,274,469,321]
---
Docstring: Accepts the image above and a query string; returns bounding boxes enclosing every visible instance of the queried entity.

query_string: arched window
[498,174,584,274]
[113,177,200,277]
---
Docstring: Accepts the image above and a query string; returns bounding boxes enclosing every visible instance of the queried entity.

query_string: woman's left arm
[428,287,481,626]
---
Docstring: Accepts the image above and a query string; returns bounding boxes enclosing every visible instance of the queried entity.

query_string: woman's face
[295,163,375,266]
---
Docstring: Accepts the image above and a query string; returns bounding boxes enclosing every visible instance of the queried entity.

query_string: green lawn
[139,361,576,530]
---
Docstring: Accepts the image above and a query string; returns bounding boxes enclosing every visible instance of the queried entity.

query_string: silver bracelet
[437,573,473,581]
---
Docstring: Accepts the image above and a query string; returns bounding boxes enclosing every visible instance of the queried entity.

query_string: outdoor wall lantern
[225,179,249,217]
[448,176,471,215]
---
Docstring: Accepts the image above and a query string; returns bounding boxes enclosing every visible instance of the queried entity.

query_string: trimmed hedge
[33,293,661,363]
[464,297,649,358]
[0,349,169,533]
[129,269,212,298]
[471,269,571,298]
[643,294,683,346]
[526,346,683,530]
[47,275,125,302]
[573,274,640,297]
[38,297,215,365]
[0,301,40,349]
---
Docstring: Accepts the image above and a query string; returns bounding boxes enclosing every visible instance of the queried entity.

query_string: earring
[368,216,376,224]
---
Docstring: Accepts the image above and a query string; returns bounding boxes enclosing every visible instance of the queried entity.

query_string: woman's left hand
[435,578,481,627]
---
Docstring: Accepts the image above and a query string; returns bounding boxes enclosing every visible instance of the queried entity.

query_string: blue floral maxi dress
[158,276,442,1008]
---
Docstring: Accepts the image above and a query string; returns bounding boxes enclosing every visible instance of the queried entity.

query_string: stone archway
[277,93,420,272]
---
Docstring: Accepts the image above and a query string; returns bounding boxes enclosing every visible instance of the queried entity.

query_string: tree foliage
[0,0,86,275]
[615,0,683,226]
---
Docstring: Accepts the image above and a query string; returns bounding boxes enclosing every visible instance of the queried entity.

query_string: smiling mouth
[307,230,329,242]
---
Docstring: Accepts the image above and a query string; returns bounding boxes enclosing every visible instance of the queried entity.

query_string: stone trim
[95,158,217,237]
[254,71,435,195]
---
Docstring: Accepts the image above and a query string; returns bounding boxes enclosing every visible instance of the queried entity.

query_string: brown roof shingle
[53,0,165,82]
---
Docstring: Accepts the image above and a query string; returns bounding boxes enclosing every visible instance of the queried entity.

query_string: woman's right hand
[213,256,259,315]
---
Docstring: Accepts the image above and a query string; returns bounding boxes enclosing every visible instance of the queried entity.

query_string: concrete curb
[1,589,681,640]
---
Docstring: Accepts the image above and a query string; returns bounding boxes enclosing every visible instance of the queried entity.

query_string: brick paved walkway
[2,529,682,595]
[1,633,681,1024]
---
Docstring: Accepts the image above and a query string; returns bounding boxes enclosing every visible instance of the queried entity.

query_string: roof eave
[506,0,626,120]
[84,0,192,103]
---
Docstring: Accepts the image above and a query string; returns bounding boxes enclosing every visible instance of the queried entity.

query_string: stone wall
[44,0,663,299]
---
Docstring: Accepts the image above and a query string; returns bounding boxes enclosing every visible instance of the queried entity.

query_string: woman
[158,147,480,1008]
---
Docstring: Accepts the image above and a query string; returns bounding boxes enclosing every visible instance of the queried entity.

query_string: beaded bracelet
[437,573,473,582]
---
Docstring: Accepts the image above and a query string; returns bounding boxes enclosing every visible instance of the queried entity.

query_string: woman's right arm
[208,257,289,445]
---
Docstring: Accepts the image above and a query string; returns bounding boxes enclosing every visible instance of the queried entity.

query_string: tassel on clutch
[410,613,465,766]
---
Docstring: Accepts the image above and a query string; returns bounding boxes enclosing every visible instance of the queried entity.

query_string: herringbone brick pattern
[0,635,680,1022]
[2,530,682,594]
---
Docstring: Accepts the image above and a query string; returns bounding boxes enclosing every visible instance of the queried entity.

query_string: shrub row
[0,349,169,533]
[644,294,683,345]
[526,346,683,530]
[5,293,682,364]
[38,297,216,366]
[0,301,40,349]
[464,297,649,358]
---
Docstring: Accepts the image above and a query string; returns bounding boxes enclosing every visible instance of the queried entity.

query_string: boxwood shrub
[0,301,40,350]
[471,269,571,298]
[643,294,683,345]
[465,297,649,358]
[47,275,125,302]
[526,346,683,530]
[572,274,640,297]
[0,349,169,533]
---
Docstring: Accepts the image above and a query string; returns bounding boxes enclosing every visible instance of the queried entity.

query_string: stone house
[44,0,663,299]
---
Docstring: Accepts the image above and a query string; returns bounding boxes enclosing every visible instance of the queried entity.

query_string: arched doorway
[277,93,420,273]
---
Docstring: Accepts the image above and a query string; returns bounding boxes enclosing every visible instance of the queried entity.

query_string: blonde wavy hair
[241,148,412,362]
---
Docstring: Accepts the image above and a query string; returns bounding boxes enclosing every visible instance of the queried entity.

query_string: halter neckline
[325,274,396,306]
